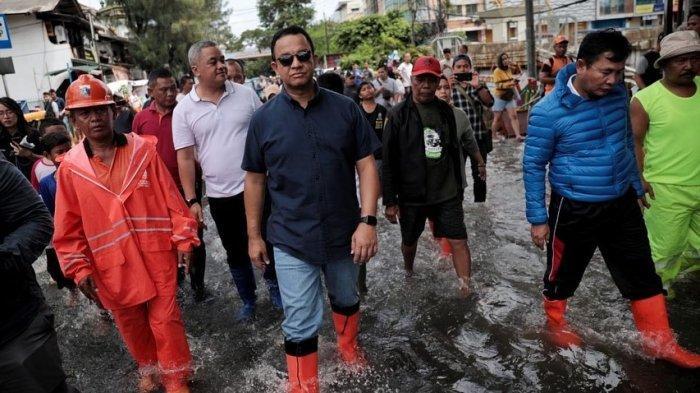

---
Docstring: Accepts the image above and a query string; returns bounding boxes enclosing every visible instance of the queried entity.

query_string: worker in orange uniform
[52,74,200,393]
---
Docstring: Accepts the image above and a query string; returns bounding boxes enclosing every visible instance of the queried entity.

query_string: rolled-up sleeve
[242,114,267,173]
[352,103,380,161]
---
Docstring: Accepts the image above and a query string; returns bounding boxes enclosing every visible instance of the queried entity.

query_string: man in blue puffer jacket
[523,30,700,368]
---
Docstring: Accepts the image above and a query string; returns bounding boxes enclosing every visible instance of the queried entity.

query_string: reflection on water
[38,142,699,392]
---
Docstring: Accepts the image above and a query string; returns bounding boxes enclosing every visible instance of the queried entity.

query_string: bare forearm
[244,172,266,239]
[539,71,555,85]
[357,158,379,217]
[633,137,646,178]
[476,88,493,106]
[177,149,197,199]
[472,151,485,166]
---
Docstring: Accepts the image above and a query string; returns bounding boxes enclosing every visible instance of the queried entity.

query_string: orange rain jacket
[53,133,199,310]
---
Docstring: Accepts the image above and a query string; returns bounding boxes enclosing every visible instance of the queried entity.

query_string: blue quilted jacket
[523,63,643,225]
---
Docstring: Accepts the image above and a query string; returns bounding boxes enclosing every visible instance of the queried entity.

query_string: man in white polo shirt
[173,40,282,322]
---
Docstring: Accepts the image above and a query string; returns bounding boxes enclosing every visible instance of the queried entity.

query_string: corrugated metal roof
[0,0,61,14]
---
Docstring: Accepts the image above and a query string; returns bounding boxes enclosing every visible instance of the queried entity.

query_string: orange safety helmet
[65,74,115,110]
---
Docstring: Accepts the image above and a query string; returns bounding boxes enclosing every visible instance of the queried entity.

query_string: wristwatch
[186,198,199,207]
[360,215,377,226]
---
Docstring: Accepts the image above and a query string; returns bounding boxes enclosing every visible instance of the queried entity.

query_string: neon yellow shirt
[633,77,700,185]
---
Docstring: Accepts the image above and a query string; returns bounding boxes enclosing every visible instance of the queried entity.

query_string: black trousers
[469,137,491,203]
[44,249,75,290]
[0,305,79,393]
[544,188,663,301]
[177,183,206,292]
[208,192,277,303]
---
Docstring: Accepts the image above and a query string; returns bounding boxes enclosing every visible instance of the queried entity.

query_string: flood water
[37,141,699,392]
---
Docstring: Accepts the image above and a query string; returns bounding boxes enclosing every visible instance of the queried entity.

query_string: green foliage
[332,12,430,69]
[237,28,272,53]
[244,58,273,78]
[105,0,237,75]
[333,12,412,54]
[306,21,341,57]
[257,0,314,31]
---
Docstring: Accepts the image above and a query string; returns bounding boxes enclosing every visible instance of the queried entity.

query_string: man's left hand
[351,223,378,264]
[177,250,193,274]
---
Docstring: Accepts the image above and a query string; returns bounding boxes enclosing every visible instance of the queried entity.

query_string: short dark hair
[41,130,71,153]
[39,118,66,134]
[443,48,451,54]
[148,68,173,88]
[317,72,343,94]
[376,64,387,71]
[179,75,193,87]
[49,89,56,94]
[453,54,471,67]
[43,91,50,96]
[270,25,315,60]
[577,29,631,65]
[688,8,700,20]
[358,81,373,91]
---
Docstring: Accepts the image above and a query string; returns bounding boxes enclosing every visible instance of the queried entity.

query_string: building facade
[0,0,134,107]
[335,0,367,21]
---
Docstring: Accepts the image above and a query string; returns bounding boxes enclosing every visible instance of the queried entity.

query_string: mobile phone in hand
[455,72,473,82]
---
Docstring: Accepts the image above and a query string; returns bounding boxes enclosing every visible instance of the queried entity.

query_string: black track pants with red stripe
[543,188,663,301]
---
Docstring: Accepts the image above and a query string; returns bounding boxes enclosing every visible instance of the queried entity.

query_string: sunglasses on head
[276,50,312,67]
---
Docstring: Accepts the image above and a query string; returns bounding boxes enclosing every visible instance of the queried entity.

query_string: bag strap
[454,83,477,108]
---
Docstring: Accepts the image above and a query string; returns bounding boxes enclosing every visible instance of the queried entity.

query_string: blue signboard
[0,14,11,49]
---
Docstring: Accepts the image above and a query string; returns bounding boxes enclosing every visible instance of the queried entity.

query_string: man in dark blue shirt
[242,26,380,392]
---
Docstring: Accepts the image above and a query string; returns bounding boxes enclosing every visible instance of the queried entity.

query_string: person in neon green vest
[630,30,700,295]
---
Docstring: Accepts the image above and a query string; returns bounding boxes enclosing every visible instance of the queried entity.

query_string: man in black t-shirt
[358,82,387,163]
[383,57,472,295]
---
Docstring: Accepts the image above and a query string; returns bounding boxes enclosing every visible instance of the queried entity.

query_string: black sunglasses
[276,50,312,67]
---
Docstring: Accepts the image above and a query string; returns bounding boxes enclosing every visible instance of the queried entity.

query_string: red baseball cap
[412,56,441,78]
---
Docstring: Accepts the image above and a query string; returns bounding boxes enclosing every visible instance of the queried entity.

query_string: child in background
[37,131,75,291]
[30,119,70,189]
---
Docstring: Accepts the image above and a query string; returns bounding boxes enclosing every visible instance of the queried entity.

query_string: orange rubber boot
[630,294,700,368]
[332,311,366,366]
[544,298,582,348]
[286,352,319,393]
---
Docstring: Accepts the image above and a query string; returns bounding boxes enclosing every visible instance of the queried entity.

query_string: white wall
[487,16,527,43]
[0,14,73,106]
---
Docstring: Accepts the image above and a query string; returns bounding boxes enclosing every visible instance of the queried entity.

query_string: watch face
[363,216,377,226]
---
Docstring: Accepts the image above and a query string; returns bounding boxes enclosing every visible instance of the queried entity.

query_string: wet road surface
[38,141,699,392]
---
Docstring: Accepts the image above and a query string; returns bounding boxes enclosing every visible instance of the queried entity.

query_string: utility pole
[408,0,417,45]
[323,13,329,69]
[525,0,537,78]
[664,0,674,35]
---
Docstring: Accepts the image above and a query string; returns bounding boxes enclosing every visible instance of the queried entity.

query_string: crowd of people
[1,14,699,393]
